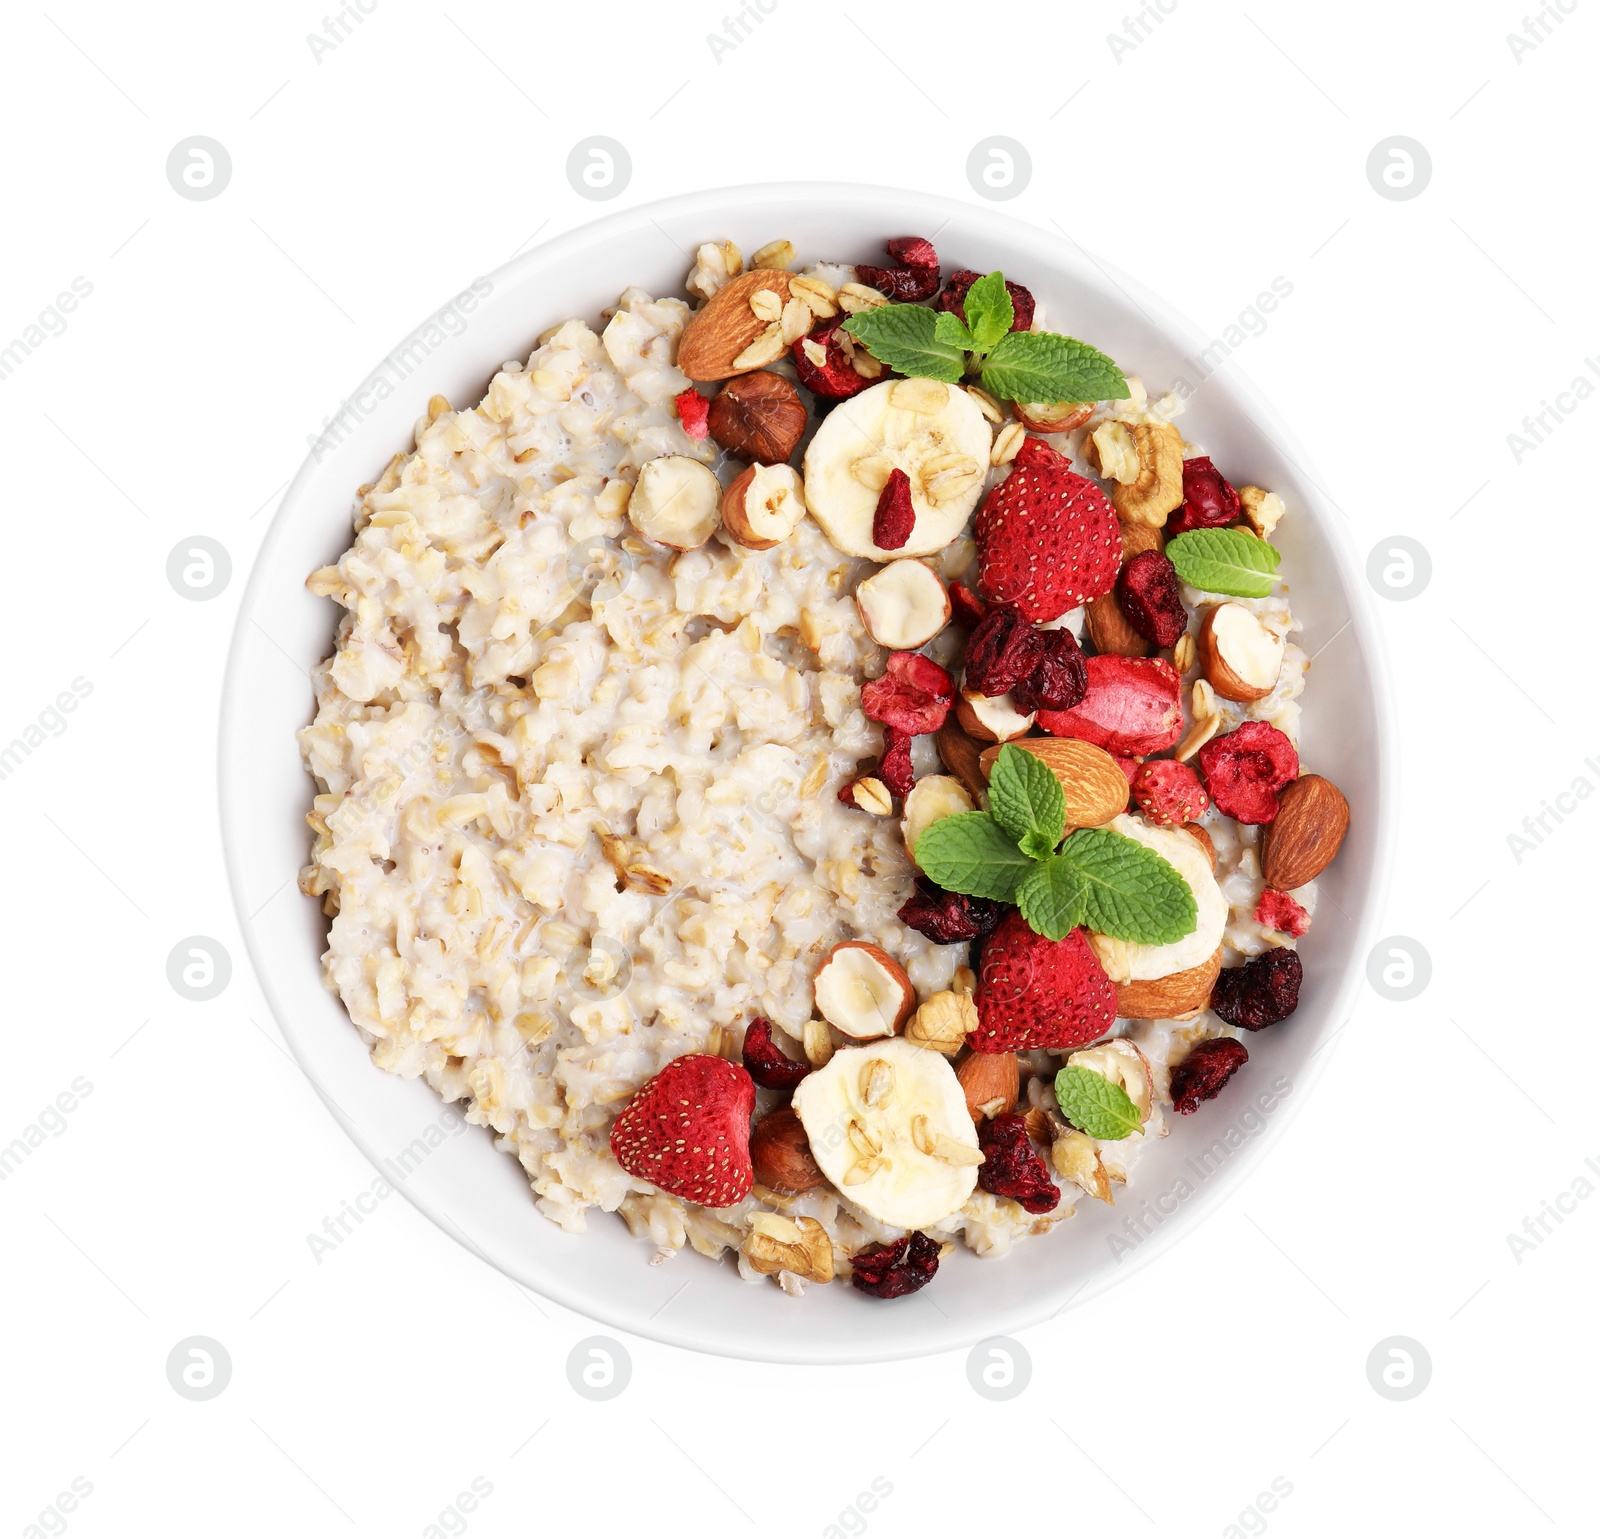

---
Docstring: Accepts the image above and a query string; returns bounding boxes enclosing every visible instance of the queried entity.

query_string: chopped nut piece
[1088,420,1140,483]
[904,989,977,1056]
[1109,421,1185,527]
[1052,1128,1114,1202]
[1239,485,1285,539]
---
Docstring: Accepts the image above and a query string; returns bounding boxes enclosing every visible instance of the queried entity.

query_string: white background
[2,1,1594,1534]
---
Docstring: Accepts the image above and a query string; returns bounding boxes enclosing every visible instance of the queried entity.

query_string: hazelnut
[707,370,808,464]
[721,462,807,549]
[750,1107,826,1194]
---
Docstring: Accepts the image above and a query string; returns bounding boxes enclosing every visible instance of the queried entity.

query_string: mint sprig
[1166,527,1281,599]
[1054,1065,1144,1141]
[841,270,1127,405]
[913,744,1197,944]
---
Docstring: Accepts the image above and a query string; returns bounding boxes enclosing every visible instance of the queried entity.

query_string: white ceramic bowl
[220,183,1393,1363]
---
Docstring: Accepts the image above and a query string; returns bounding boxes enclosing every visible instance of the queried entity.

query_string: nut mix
[300,225,1346,1306]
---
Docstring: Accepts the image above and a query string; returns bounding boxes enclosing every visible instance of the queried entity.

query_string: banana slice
[792,1037,981,1229]
[1088,814,1227,981]
[802,378,992,559]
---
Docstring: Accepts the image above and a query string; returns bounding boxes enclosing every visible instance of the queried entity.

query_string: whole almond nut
[979,737,1128,829]
[955,1050,1020,1123]
[750,1107,826,1194]
[707,370,808,464]
[678,269,796,381]
[1260,774,1350,890]
[934,717,989,801]
[1086,591,1151,658]
[1115,946,1223,1020]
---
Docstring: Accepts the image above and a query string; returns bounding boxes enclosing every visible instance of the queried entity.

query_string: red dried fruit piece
[1131,759,1210,826]
[1169,457,1242,535]
[1255,889,1310,938]
[609,1054,755,1207]
[855,238,942,302]
[741,1017,809,1091]
[898,878,1006,944]
[872,467,916,551]
[790,315,876,400]
[861,652,954,735]
[1037,655,1183,756]
[949,581,988,629]
[849,1230,941,1298]
[962,603,1046,697]
[1197,721,1299,825]
[1114,756,1140,789]
[1170,1037,1249,1114]
[879,726,915,797]
[1012,628,1088,714]
[976,436,1121,621]
[970,913,1117,1053]
[674,387,710,440]
[936,268,1036,333]
[977,1111,1060,1213]
[886,235,939,270]
[1117,550,1188,648]
[1211,947,1302,1030]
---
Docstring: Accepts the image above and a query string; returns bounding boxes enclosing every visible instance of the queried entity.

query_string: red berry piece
[886,235,939,270]
[790,316,876,400]
[1170,1037,1249,1113]
[1036,655,1183,756]
[1255,889,1310,938]
[898,878,1006,944]
[609,1055,755,1207]
[971,913,1117,1053]
[977,1112,1060,1213]
[740,1017,810,1091]
[963,603,1046,697]
[936,268,1036,333]
[879,725,915,797]
[948,581,989,630]
[674,387,710,440]
[849,1230,942,1298]
[1196,721,1299,824]
[1211,948,1302,1030]
[1117,550,1188,648]
[1169,457,1242,535]
[1012,628,1088,714]
[861,652,955,735]
[872,467,916,551]
[1131,759,1210,825]
[855,238,941,302]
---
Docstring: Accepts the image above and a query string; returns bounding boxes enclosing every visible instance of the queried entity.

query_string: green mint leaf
[841,306,964,382]
[1015,856,1089,942]
[1058,828,1197,944]
[979,330,1128,405]
[913,811,1035,902]
[1165,528,1282,599]
[932,310,976,350]
[987,742,1066,852]
[1054,1064,1144,1141]
[962,272,1014,354]
[1019,830,1057,862]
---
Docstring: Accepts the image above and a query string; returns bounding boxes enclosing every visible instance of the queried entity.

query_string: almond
[1115,945,1222,1020]
[1197,603,1284,702]
[979,737,1128,829]
[956,690,1035,743]
[1260,774,1349,890]
[721,462,807,549]
[1182,821,1216,871]
[750,1107,825,1193]
[955,1050,1020,1123]
[1086,591,1151,658]
[813,941,915,1040]
[934,717,989,801]
[678,269,796,381]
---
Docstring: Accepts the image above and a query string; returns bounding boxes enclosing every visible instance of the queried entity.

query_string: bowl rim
[219,180,1396,1362]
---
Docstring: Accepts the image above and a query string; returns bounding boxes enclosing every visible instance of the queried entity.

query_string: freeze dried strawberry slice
[609,1054,754,1207]
[872,467,916,550]
[1169,457,1242,535]
[861,652,954,735]
[741,1017,809,1091]
[978,1112,1059,1213]
[886,235,940,270]
[1036,655,1182,756]
[791,316,876,400]
[879,725,915,797]
[970,914,1117,1053]
[1131,759,1209,825]
[937,267,1036,333]
[976,437,1121,621]
[1255,889,1310,938]
[1197,721,1298,824]
[963,603,1046,697]
[674,388,710,440]
[1012,628,1088,714]
[1117,551,1187,648]
[850,1231,941,1298]
[1170,1037,1249,1113]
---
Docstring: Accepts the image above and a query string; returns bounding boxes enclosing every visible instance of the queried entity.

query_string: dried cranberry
[674,387,710,440]
[861,652,954,735]
[1211,947,1302,1030]
[849,1230,941,1298]
[1255,888,1310,938]
[937,267,1036,333]
[1131,760,1209,825]
[899,878,1005,944]
[977,1112,1060,1213]
[879,726,915,797]
[1117,551,1188,648]
[963,604,1046,697]
[1169,457,1242,535]
[855,244,942,302]
[1197,721,1299,824]
[741,1017,809,1091]
[1170,1037,1249,1113]
[949,582,988,630]
[886,236,939,270]
[790,316,876,400]
[872,467,916,551]
[1011,628,1088,713]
